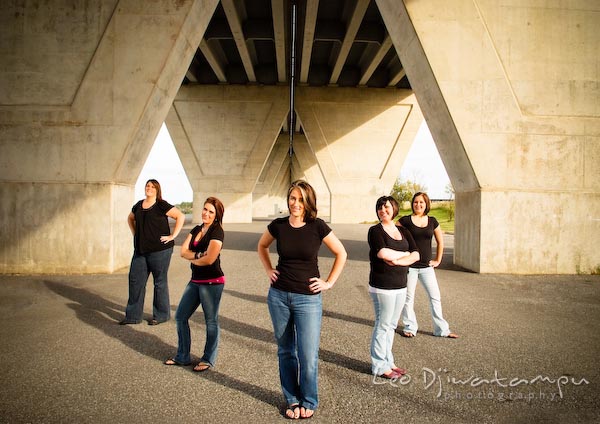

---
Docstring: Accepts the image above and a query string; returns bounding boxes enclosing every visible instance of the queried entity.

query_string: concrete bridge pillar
[378,0,600,273]
[166,85,289,223]
[296,87,423,223]
[0,0,218,273]
[252,134,291,218]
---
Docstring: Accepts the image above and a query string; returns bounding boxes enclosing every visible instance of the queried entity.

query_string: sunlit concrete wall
[166,85,423,224]
[1,0,597,275]
[378,0,600,273]
[0,0,219,273]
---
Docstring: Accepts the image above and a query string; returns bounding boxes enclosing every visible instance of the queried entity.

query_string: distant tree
[390,178,427,205]
[176,201,193,214]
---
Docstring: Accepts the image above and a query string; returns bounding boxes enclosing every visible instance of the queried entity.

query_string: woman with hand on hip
[399,192,458,339]
[121,179,185,326]
[257,180,347,420]
[368,196,420,379]
[164,197,226,372]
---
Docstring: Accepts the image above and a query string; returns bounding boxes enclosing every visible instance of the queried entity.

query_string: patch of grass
[428,207,455,234]
[397,206,455,234]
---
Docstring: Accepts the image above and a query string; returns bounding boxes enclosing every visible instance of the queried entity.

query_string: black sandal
[284,404,300,419]
[193,362,211,372]
[164,358,190,366]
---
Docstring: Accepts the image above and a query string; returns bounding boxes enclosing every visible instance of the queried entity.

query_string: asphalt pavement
[1,221,599,423]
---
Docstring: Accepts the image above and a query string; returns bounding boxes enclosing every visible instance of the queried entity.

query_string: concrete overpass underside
[0,0,598,274]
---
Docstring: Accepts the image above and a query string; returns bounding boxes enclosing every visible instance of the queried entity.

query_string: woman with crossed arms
[368,195,419,379]
[164,197,226,372]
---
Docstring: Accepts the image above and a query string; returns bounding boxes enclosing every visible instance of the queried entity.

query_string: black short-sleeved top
[267,217,332,295]
[188,224,225,281]
[399,215,439,268]
[132,199,174,254]
[368,223,418,289]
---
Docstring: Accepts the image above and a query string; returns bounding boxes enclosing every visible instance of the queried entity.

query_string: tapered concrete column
[378,0,600,273]
[296,87,424,223]
[0,0,218,273]
[252,134,291,218]
[291,134,331,219]
[166,85,289,223]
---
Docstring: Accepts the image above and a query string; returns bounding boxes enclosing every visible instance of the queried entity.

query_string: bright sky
[400,120,451,199]
[135,121,451,204]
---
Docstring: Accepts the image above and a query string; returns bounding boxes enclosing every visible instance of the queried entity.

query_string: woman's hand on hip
[308,277,333,293]
[267,269,280,284]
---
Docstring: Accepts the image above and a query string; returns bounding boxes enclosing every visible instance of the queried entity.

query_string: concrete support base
[0,182,133,274]
[456,190,600,274]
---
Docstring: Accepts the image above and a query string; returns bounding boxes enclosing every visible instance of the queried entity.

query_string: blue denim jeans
[370,288,406,375]
[125,247,172,322]
[174,282,224,366]
[401,266,451,337]
[267,287,322,411]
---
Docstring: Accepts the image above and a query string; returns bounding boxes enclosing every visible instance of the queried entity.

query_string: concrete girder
[167,84,422,225]
[329,0,370,85]
[221,0,256,82]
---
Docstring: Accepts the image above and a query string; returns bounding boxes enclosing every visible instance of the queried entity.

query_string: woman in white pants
[399,192,458,339]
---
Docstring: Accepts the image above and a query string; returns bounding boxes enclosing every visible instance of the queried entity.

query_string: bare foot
[285,404,300,419]
[300,406,314,419]
[193,362,211,372]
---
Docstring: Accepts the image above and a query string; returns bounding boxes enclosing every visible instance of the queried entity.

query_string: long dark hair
[146,179,162,201]
[204,197,225,227]
[288,180,318,222]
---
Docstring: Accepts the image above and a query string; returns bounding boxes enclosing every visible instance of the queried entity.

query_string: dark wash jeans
[125,247,172,322]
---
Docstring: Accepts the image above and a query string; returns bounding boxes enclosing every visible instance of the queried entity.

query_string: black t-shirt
[132,199,174,254]
[267,217,332,295]
[399,215,439,268]
[368,223,418,289]
[188,224,225,281]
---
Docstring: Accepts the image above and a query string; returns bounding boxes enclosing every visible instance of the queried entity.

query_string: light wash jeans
[370,288,406,375]
[267,287,322,410]
[125,247,172,322]
[174,282,224,367]
[401,266,451,337]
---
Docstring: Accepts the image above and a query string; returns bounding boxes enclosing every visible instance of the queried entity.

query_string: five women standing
[130,180,455,419]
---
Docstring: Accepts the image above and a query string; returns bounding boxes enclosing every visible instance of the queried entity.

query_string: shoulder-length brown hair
[288,180,318,222]
[204,197,225,226]
[411,192,431,215]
